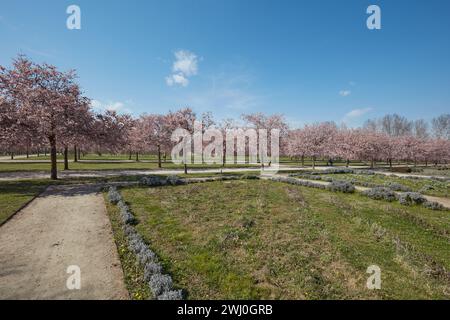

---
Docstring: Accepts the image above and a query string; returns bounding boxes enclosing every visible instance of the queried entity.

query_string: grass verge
[0,180,48,225]
[320,173,449,198]
[104,195,151,300]
[0,162,259,173]
[114,180,450,299]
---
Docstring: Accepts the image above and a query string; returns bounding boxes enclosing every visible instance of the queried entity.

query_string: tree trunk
[371,159,375,169]
[129,151,132,160]
[64,146,69,170]
[10,152,14,160]
[312,157,316,170]
[136,152,139,162]
[389,159,392,169]
[49,136,58,180]
[184,163,188,174]
[157,145,162,168]
[222,145,226,167]
[74,146,78,162]
[301,155,305,167]
[346,159,350,167]
[26,147,29,159]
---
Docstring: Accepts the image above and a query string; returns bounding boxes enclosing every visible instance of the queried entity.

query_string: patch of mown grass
[117,180,450,299]
[0,173,260,226]
[0,176,144,225]
[421,168,450,177]
[0,161,258,173]
[0,180,49,225]
[104,195,151,300]
[321,173,449,198]
[14,153,161,161]
[306,191,449,299]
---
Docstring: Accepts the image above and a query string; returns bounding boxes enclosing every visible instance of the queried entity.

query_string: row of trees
[286,122,450,169]
[363,113,450,140]
[1,56,450,179]
[0,56,286,179]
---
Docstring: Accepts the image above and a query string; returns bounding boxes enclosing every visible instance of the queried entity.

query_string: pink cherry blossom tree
[93,110,134,156]
[353,129,388,168]
[242,113,288,166]
[126,117,147,161]
[333,127,360,167]
[286,128,308,167]
[169,108,197,173]
[0,56,91,179]
[302,122,337,169]
[140,113,173,168]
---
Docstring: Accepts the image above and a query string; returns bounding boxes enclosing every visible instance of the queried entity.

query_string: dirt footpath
[0,184,128,300]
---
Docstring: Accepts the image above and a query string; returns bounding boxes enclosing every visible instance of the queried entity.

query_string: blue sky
[1,0,450,127]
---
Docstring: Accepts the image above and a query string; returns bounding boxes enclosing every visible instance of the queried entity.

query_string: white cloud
[166,50,199,87]
[339,90,351,97]
[166,73,189,87]
[91,99,130,113]
[342,107,373,124]
[108,101,125,111]
[173,50,198,76]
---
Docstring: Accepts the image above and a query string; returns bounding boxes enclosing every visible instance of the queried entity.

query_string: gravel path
[0,184,128,300]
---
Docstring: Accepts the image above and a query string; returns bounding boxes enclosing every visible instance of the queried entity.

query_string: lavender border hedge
[280,175,446,210]
[107,186,183,300]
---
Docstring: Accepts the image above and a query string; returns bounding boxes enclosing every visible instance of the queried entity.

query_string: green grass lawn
[0,160,401,173]
[0,180,49,225]
[2,152,424,173]
[421,167,450,177]
[0,162,158,172]
[320,173,449,198]
[114,180,450,299]
[0,161,260,173]
[0,178,103,224]
[11,153,162,161]
[4,152,381,166]
[0,176,148,225]
[0,172,257,227]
